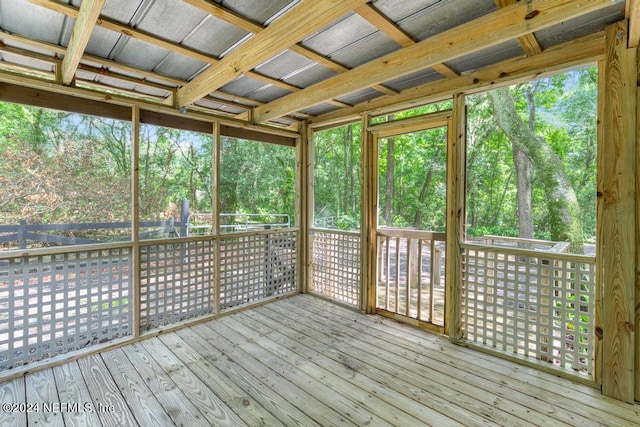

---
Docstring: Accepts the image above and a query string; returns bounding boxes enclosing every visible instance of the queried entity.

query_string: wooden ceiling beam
[176,0,369,107]
[183,0,262,33]
[355,3,414,47]
[254,0,613,124]
[61,0,104,85]
[168,0,399,100]
[312,31,604,126]
[355,3,459,81]
[29,0,301,98]
[186,0,397,96]
[494,0,542,56]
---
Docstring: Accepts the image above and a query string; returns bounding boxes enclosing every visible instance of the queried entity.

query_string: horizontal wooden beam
[176,0,368,106]
[29,0,302,101]
[255,0,612,124]
[0,81,131,120]
[311,30,605,126]
[0,70,300,142]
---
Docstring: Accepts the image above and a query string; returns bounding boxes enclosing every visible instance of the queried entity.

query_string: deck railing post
[18,219,27,249]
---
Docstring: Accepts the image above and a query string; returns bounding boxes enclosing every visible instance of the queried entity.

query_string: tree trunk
[412,167,434,229]
[512,143,534,239]
[488,87,584,253]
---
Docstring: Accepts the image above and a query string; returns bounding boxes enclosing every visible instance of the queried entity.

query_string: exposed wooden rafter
[29,0,303,98]
[354,3,459,80]
[185,0,397,98]
[254,0,614,124]
[494,0,543,56]
[176,0,369,107]
[61,0,104,85]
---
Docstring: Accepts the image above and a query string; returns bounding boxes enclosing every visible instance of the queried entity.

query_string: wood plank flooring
[0,294,638,426]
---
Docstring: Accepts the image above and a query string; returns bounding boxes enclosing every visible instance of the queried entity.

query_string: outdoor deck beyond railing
[376,228,447,330]
[461,241,596,378]
[0,228,298,373]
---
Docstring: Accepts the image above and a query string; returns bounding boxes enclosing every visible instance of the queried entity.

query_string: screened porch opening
[1,0,639,421]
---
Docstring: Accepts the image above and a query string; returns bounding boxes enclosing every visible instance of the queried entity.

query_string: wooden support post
[635,35,640,404]
[446,93,465,342]
[600,21,637,403]
[298,122,310,294]
[131,106,140,338]
[361,114,378,313]
[212,121,221,314]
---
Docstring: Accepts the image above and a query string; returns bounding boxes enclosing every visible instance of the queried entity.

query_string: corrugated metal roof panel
[285,64,339,88]
[246,85,292,103]
[0,0,67,43]
[84,26,123,58]
[221,0,298,26]
[383,68,444,92]
[220,75,270,98]
[301,103,341,117]
[535,4,624,50]
[301,12,380,57]
[254,50,314,81]
[331,33,400,69]
[336,87,383,105]
[181,17,250,58]
[112,37,173,72]
[393,0,497,42]
[135,0,207,43]
[98,0,145,25]
[153,53,208,81]
[446,39,523,76]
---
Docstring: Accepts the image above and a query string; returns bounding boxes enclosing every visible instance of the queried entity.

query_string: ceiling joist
[29,0,304,98]
[494,0,543,56]
[61,0,104,85]
[253,0,615,124]
[176,0,369,107]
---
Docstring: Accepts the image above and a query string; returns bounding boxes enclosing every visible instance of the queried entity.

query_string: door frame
[363,109,455,333]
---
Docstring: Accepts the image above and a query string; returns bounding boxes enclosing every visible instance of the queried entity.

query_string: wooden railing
[310,228,361,307]
[460,242,596,378]
[0,228,298,374]
[376,228,446,329]
[481,235,571,253]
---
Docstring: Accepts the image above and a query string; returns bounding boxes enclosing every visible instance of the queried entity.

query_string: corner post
[600,21,637,403]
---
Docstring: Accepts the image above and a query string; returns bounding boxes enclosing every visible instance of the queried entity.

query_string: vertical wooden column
[361,113,377,313]
[131,106,140,338]
[297,122,310,294]
[212,121,221,314]
[636,37,640,404]
[446,93,465,341]
[600,21,637,403]
[594,60,605,389]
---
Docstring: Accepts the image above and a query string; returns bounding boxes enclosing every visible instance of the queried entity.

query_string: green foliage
[220,137,295,225]
[466,66,598,246]
[313,122,361,230]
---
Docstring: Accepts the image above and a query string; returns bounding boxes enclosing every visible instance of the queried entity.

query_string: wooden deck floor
[0,294,638,426]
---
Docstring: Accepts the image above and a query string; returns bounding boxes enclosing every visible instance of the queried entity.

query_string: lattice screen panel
[219,230,297,310]
[139,239,215,331]
[0,247,131,371]
[461,245,596,376]
[311,230,360,306]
